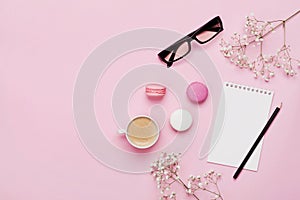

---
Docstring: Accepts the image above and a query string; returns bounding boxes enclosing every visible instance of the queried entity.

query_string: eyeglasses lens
[164,41,190,62]
[196,22,222,42]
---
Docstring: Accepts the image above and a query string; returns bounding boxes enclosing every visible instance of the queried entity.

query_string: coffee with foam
[126,116,159,148]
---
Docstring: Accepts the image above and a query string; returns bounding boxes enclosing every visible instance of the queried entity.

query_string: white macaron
[169,109,193,132]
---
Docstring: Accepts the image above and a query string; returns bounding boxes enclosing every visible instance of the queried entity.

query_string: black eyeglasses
[158,16,223,67]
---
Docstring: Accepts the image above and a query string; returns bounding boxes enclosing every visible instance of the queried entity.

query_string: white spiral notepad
[207,82,274,171]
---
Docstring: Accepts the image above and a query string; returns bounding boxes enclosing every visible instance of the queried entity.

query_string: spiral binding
[224,82,273,95]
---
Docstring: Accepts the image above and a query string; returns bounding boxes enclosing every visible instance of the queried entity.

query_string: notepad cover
[207,82,274,171]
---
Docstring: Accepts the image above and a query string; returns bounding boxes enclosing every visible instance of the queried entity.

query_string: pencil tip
[279,102,283,109]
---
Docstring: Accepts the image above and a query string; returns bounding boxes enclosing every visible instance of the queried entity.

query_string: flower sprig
[220,11,300,82]
[187,170,223,200]
[150,152,181,199]
[150,152,224,200]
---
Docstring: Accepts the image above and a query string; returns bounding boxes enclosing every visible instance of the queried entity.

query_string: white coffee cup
[118,115,160,149]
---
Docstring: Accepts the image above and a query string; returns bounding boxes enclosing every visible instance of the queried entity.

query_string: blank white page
[207,82,274,171]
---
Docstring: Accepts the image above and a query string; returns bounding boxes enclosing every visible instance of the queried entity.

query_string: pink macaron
[186,81,208,103]
[145,83,166,97]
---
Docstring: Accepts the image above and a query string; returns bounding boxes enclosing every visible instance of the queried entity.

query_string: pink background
[1,0,300,199]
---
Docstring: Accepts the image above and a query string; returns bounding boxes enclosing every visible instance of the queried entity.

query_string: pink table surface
[1,0,300,199]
